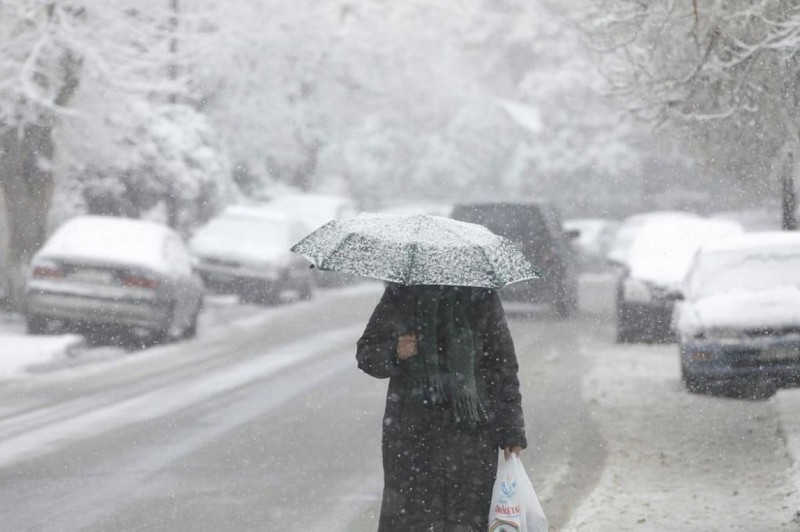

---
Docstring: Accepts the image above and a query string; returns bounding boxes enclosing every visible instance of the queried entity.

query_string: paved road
[2,278,793,531]
[0,283,610,531]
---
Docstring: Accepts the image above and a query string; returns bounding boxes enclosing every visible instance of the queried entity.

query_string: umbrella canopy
[290,214,539,288]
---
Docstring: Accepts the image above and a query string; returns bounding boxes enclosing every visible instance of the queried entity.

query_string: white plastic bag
[488,452,548,532]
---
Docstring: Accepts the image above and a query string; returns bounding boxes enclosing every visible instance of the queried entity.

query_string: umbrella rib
[437,221,470,245]
[477,245,503,286]
[404,242,419,285]
[318,232,360,271]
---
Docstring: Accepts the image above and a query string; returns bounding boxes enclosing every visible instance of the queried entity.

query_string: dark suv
[451,202,578,317]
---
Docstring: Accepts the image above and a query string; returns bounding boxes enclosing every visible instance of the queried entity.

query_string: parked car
[377,202,454,218]
[615,216,742,343]
[267,193,357,230]
[25,216,203,341]
[189,210,313,304]
[266,193,359,288]
[674,232,800,392]
[564,218,619,272]
[606,211,699,267]
[450,202,579,317]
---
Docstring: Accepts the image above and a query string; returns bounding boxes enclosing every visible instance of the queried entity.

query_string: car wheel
[26,314,52,335]
[182,312,198,339]
[616,308,633,343]
[257,281,281,306]
[681,362,704,393]
[554,293,577,318]
[151,302,179,344]
[616,326,633,344]
[299,280,314,301]
[616,303,644,343]
[553,279,578,318]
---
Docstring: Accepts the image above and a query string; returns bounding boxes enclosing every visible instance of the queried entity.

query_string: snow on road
[566,342,800,531]
[0,314,83,378]
[0,283,382,379]
[777,388,800,522]
[0,325,362,469]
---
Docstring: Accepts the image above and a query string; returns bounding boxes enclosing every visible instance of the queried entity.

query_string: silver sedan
[25,216,204,342]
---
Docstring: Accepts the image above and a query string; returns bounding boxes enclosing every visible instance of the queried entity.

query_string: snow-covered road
[0,278,798,530]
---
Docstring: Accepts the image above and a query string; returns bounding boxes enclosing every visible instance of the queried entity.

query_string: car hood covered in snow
[675,287,800,337]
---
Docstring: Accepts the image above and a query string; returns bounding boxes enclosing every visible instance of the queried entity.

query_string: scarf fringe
[411,374,447,406]
[453,393,484,428]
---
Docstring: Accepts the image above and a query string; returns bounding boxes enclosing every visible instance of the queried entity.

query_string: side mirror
[668,290,685,302]
[565,229,580,240]
[606,258,629,275]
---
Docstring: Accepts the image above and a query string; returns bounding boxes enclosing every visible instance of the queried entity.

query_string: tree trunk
[0,126,56,310]
[782,154,797,231]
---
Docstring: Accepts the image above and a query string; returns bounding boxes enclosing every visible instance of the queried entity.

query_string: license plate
[761,347,800,362]
[69,268,114,285]
[208,272,236,283]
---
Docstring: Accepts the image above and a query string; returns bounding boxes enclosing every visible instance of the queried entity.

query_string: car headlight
[622,277,652,304]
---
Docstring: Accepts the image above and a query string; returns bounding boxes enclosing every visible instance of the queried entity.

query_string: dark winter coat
[356,285,527,531]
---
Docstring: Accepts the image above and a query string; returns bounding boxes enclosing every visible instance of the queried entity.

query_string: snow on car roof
[268,193,356,230]
[189,211,302,264]
[221,204,293,222]
[36,216,179,274]
[627,217,743,286]
[699,231,800,254]
[606,211,701,264]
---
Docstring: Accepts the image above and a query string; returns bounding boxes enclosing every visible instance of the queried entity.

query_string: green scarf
[406,286,485,427]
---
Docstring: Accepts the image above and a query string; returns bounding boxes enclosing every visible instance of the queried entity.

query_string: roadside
[0,283,383,379]
[0,313,83,378]
[565,340,800,531]
[777,388,800,524]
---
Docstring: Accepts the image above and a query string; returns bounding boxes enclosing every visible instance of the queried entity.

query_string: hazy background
[2,0,798,298]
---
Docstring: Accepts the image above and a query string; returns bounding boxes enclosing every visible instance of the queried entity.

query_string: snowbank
[0,316,82,378]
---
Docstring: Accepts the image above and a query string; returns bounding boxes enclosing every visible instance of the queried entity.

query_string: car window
[688,248,800,298]
[451,205,551,245]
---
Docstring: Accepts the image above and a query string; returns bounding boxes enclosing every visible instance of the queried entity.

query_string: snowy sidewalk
[0,314,83,379]
[777,388,800,523]
[565,343,800,531]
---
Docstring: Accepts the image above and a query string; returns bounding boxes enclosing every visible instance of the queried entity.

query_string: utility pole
[165,0,179,229]
[782,153,797,231]
[169,0,178,104]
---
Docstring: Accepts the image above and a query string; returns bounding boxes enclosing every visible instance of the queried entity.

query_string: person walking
[357,283,527,531]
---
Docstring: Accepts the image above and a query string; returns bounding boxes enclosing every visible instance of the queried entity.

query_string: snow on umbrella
[290,214,539,288]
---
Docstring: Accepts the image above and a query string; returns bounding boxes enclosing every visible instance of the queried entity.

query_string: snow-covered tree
[197,0,647,211]
[586,0,800,223]
[0,1,232,307]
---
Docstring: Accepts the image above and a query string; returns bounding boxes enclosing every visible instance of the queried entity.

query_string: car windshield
[451,205,549,244]
[688,247,800,298]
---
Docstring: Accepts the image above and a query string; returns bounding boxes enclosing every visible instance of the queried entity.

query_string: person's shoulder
[463,287,501,308]
[467,287,496,299]
[380,283,414,307]
[383,282,405,298]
